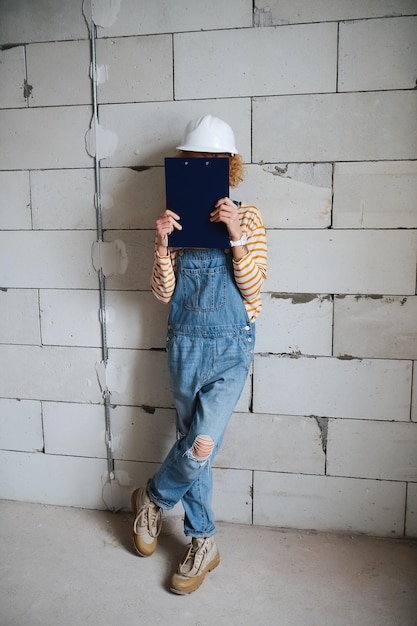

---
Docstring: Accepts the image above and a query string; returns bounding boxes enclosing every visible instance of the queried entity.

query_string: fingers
[156,209,182,238]
[164,209,181,221]
[214,197,234,210]
[210,198,238,224]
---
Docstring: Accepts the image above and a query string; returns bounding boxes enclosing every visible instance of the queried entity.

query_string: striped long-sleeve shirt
[151,204,267,321]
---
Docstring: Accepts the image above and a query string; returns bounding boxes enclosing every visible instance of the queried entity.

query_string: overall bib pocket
[182,265,226,312]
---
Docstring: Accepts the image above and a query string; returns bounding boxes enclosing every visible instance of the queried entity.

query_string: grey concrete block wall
[0,0,416,537]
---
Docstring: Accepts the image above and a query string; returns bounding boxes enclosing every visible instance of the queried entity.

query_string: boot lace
[134,501,162,538]
[179,538,209,576]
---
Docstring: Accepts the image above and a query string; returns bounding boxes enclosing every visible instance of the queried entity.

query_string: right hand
[155,209,182,254]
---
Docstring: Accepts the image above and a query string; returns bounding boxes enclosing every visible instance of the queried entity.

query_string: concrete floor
[1,500,417,626]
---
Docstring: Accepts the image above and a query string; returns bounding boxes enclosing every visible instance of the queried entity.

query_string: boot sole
[170,552,221,595]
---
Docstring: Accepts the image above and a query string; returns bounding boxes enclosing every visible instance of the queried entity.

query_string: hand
[155,209,181,254]
[210,197,242,240]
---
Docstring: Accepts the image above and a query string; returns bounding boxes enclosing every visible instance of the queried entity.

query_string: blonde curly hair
[228,153,245,188]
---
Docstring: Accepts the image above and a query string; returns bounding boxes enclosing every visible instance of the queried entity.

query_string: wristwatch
[229,234,247,248]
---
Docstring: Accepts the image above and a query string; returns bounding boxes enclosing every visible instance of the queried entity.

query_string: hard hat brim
[176,144,237,155]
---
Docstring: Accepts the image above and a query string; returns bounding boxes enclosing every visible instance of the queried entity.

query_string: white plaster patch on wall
[95,358,130,396]
[85,116,118,160]
[91,239,128,276]
[92,64,109,85]
[83,0,123,29]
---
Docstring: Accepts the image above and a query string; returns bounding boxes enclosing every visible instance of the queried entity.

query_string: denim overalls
[148,248,255,538]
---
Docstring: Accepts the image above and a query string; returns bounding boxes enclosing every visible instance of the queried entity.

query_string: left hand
[210,197,242,241]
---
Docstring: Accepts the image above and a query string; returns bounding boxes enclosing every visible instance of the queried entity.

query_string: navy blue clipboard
[165,157,230,249]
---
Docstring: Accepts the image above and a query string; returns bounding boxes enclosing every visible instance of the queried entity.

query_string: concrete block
[253,92,417,162]
[212,468,252,525]
[333,161,417,229]
[26,41,91,107]
[103,230,155,290]
[31,169,96,230]
[327,419,417,481]
[0,0,88,44]
[99,99,251,167]
[255,293,333,356]
[0,171,31,229]
[43,402,106,458]
[412,362,417,422]
[0,345,103,404]
[215,413,325,475]
[40,289,102,347]
[234,164,332,229]
[253,355,412,420]
[105,291,169,350]
[334,295,417,360]
[0,47,26,108]
[0,107,93,170]
[96,36,172,104]
[97,0,252,37]
[253,471,406,536]
[105,348,172,408]
[266,229,417,295]
[100,167,165,230]
[174,23,337,99]
[339,17,417,92]
[0,289,41,345]
[110,405,176,462]
[406,483,417,537]
[0,399,43,452]
[0,231,97,289]
[253,0,417,25]
[0,450,107,509]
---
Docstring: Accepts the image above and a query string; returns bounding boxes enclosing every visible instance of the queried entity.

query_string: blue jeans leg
[148,332,254,537]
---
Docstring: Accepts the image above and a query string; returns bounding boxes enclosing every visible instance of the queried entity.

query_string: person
[131,114,267,595]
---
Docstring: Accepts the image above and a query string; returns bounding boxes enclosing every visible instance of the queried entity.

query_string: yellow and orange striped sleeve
[150,248,178,303]
[232,204,267,321]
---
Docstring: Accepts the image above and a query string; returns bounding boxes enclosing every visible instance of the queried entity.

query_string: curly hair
[228,153,245,188]
[177,151,245,189]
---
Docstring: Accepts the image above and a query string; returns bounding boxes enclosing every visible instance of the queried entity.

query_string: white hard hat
[176,115,238,155]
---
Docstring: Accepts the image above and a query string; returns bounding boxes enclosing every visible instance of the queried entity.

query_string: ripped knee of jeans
[186,434,215,463]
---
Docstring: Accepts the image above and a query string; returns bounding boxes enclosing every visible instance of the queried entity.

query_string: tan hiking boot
[131,486,162,557]
[170,536,220,594]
